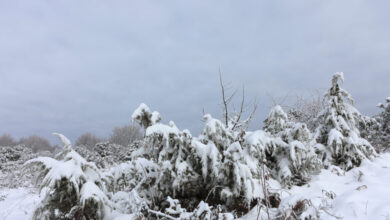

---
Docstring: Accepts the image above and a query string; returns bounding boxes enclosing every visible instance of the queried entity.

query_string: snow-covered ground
[1,153,390,220]
[244,153,390,220]
[0,188,39,220]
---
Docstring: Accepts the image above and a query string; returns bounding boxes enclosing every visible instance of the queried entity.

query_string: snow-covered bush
[148,197,234,220]
[113,104,263,217]
[108,157,159,214]
[131,103,161,130]
[363,97,390,152]
[277,197,319,220]
[0,145,38,188]
[25,133,111,220]
[377,97,390,136]
[74,142,135,169]
[314,73,376,170]
[261,105,321,186]
[196,114,263,210]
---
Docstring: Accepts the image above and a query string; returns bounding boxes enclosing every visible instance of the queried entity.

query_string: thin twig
[148,209,178,220]
[219,68,229,127]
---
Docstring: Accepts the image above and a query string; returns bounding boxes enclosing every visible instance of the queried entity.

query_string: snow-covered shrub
[0,145,38,188]
[248,105,321,187]
[363,97,390,152]
[93,142,133,166]
[314,73,376,170]
[74,142,135,169]
[108,157,159,213]
[115,104,263,216]
[26,133,111,220]
[149,197,234,220]
[131,103,161,130]
[277,197,319,220]
[111,190,147,216]
[189,114,263,211]
[73,144,101,166]
[130,117,203,209]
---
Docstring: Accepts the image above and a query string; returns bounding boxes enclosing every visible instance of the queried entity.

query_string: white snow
[242,153,390,220]
[145,123,180,138]
[0,187,39,220]
[52,132,71,148]
[2,148,390,220]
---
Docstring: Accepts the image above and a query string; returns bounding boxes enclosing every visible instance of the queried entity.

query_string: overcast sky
[1,0,389,144]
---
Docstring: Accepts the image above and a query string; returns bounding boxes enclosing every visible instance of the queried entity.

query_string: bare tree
[19,135,53,153]
[287,90,326,131]
[75,132,104,149]
[109,125,143,147]
[218,69,257,131]
[0,133,17,147]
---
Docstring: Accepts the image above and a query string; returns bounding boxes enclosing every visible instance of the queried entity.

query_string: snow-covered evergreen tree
[25,133,111,220]
[314,73,376,170]
[261,105,321,186]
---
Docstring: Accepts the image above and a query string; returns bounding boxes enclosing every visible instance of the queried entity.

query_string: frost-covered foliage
[377,97,390,136]
[74,142,136,169]
[314,73,376,170]
[196,114,263,209]
[112,103,264,218]
[261,105,321,186]
[108,157,158,214]
[131,103,161,130]
[0,145,38,188]
[26,133,111,220]
[148,197,234,220]
[277,197,319,220]
[93,142,133,167]
[364,97,390,152]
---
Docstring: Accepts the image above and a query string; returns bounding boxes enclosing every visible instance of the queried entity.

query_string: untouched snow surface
[1,153,390,220]
[0,188,39,220]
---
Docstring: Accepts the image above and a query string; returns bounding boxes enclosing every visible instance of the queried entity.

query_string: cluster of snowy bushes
[22,73,389,219]
[0,145,44,188]
[73,142,138,169]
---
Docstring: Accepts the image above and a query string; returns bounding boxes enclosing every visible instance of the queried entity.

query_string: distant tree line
[0,125,143,152]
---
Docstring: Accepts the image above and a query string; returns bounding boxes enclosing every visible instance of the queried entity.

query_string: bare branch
[232,86,245,130]
[219,68,229,127]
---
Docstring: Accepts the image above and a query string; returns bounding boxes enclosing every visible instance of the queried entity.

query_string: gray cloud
[1,0,389,143]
